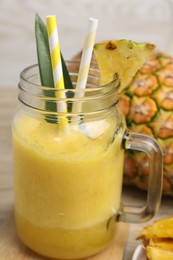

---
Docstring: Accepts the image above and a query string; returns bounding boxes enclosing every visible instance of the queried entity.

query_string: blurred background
[1,0,173,87]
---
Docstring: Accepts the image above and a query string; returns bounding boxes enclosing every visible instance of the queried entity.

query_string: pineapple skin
[119,51,173,195]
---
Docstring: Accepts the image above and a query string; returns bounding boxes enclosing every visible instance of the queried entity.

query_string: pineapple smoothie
[13,112,125,259]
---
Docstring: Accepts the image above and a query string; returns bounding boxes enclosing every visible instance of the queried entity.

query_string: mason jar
[12,61,163,259]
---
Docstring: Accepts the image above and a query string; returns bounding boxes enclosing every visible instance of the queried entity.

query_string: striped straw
[46,15,68,127]
[73,18,98,113]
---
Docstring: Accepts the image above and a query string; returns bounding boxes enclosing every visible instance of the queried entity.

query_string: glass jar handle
[119,130,163,223]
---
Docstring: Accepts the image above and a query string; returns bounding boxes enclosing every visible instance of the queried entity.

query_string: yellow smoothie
[13,113,125,259]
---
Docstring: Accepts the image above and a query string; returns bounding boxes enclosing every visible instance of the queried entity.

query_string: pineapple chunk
[138,217,173,240]
[147,246,173,260]
[147,239,173,260]
[149,238,173,251]
[138,218,173,260]
[94,40,155,93]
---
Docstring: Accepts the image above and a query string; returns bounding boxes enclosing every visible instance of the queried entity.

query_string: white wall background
[1,0,173,87]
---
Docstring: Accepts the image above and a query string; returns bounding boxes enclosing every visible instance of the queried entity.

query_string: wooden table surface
[1,87,173,260]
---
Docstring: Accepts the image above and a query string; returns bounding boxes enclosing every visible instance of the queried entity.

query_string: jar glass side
[12,62,127,259]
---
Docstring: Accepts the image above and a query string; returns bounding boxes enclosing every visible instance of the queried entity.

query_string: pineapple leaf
[61,52,74,112]
[35,14,73,116]
[35,13,57,121]
[35,13,54,89]
[61,53,73,90]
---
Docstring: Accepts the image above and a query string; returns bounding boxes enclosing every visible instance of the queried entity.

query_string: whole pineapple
[75,41,173,196]
[119,51,173,195]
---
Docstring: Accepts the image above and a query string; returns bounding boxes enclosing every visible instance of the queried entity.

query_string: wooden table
[1,87,173,260]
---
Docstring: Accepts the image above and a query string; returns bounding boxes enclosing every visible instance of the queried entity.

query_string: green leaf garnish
[35,14,56,119]
[35,14,74,118]
[35,14,55,88]
[61,53,74,112]
[61,52,73,91]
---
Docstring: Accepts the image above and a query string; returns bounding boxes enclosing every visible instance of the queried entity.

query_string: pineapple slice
[149,238,173,251]
[147,238,173,260]
[138,217,173,240]
[147,246,173,260]
[94,40,155,93]
[138,218,173,260]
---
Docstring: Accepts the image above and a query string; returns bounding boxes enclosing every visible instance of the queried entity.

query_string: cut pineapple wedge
[94,40,155,93]
[147,238,173,260]
[147,246,173,260]
[138,217,173,260]
[138,217,173,240]
[149,238,173,251]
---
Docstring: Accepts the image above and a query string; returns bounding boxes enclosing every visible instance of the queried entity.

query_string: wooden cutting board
[0,210,128,260]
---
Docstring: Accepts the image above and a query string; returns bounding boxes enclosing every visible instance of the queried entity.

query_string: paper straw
[46,15,68,127]
[73,18,98,113]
